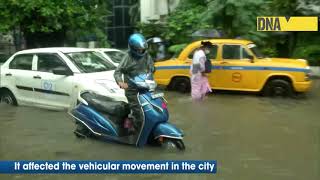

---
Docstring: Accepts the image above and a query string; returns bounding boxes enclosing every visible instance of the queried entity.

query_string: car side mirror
[52,67,73,76]
[248,55,254,63]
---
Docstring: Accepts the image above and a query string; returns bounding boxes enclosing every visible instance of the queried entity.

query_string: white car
[92,48,126,66]
[0,47,126,110]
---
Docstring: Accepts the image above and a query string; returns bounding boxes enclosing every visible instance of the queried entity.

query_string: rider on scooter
[114,33,155,137]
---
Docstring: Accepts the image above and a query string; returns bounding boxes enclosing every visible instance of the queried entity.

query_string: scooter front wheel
[74,122,92,138]
[161,138,185,151]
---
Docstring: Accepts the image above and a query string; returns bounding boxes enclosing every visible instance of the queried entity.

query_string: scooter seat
[81,92,130,118]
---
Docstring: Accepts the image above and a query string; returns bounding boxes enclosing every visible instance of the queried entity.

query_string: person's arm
[199,53,207,76]
[114,54,129,89]
[199,56,206,72]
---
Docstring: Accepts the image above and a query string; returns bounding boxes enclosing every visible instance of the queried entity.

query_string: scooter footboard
[153,123,184,140]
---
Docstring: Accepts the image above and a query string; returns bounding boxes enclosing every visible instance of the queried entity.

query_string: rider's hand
[118,82,128,89]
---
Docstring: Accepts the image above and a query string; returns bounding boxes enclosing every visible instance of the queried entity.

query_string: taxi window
[37,53,68,73]
[223,45,250,60]
[9,54,33,70]
[188,45,218,60]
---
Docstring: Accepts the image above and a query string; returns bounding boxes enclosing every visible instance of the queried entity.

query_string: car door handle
[5,73,12,76]
[33,75,42,79]
[220,61,228,64]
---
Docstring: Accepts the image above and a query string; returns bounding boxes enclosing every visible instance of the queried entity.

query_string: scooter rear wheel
[161,139,185,151]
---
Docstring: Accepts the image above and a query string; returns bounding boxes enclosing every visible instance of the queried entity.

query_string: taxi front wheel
[262,79,294,97]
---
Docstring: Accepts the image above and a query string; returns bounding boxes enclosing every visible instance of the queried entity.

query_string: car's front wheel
[0,89,17,106]
[262,79,294,97]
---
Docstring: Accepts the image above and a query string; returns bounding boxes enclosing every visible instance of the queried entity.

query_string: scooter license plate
[151,92,164,99]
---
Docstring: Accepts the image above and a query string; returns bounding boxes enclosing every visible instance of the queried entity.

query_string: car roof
[15,47,91,54]
[193,39,254,45]
[92,48,124,52]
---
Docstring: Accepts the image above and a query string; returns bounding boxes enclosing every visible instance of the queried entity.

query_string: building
[106,0,137,48]
[106,0,180,48]
[140,0,180,23]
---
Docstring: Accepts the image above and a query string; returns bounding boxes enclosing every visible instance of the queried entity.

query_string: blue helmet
[128,33,148,59]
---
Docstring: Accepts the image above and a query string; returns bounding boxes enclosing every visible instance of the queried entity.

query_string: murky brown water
[1,80,320,180]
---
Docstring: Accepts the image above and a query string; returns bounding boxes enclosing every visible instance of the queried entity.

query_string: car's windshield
[248,44,265,59]
[65,51,116,73]
[104,51,126,63]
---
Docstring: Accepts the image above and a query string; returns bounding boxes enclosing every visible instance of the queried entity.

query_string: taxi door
[214,44,257,90]
[205,45,219,88]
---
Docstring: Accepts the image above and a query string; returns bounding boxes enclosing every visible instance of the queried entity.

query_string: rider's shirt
[114,53,155,90]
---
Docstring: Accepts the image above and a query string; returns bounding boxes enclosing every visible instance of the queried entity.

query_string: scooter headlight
[305,66,311,81]
[135,81,149,89]
[146,80,157,91]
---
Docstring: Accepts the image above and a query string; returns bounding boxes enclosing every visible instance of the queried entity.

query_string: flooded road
[1,80,320,180]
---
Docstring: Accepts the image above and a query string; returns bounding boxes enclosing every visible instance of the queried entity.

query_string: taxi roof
[192,39,254,45]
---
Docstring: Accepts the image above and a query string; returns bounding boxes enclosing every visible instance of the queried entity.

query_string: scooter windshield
[129,73,156,91]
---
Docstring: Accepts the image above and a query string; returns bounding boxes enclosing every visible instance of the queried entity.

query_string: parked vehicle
[0,48,126,110]
[92,48,126,66]
[154,39,312,96]
[70,73,185,150]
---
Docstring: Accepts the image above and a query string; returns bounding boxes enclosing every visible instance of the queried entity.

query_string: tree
[201,0,268,41]
[0,0,110,49]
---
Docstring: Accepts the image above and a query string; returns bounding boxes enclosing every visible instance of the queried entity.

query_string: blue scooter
[69,73,185,150]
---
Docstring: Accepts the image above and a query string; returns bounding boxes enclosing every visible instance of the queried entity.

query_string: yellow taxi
[154,39,312,96]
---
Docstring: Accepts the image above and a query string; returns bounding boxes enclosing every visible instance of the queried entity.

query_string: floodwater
[0,80,320,180]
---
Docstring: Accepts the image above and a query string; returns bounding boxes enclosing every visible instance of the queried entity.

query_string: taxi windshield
[65,51,116,73]
[248,44,265,59]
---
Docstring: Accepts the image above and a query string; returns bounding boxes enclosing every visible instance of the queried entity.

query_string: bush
[260,47,278,57]
[168,43,188,57]
[293,45,320,66]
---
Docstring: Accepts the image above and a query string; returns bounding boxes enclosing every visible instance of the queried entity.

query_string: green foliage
[137,0,320,61]
[137,21,166,39]
[164,4,207,43]
[138,1,207,44]
[168,43,188,56]
[293,45,320,66]
[260,47,278,57]
[0,0,110,46]
[202,0,267,39]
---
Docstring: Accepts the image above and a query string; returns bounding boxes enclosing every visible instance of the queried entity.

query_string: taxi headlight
[305,66,311,81]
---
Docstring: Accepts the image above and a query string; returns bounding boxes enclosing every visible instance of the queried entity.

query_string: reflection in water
[0,80,319,180]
